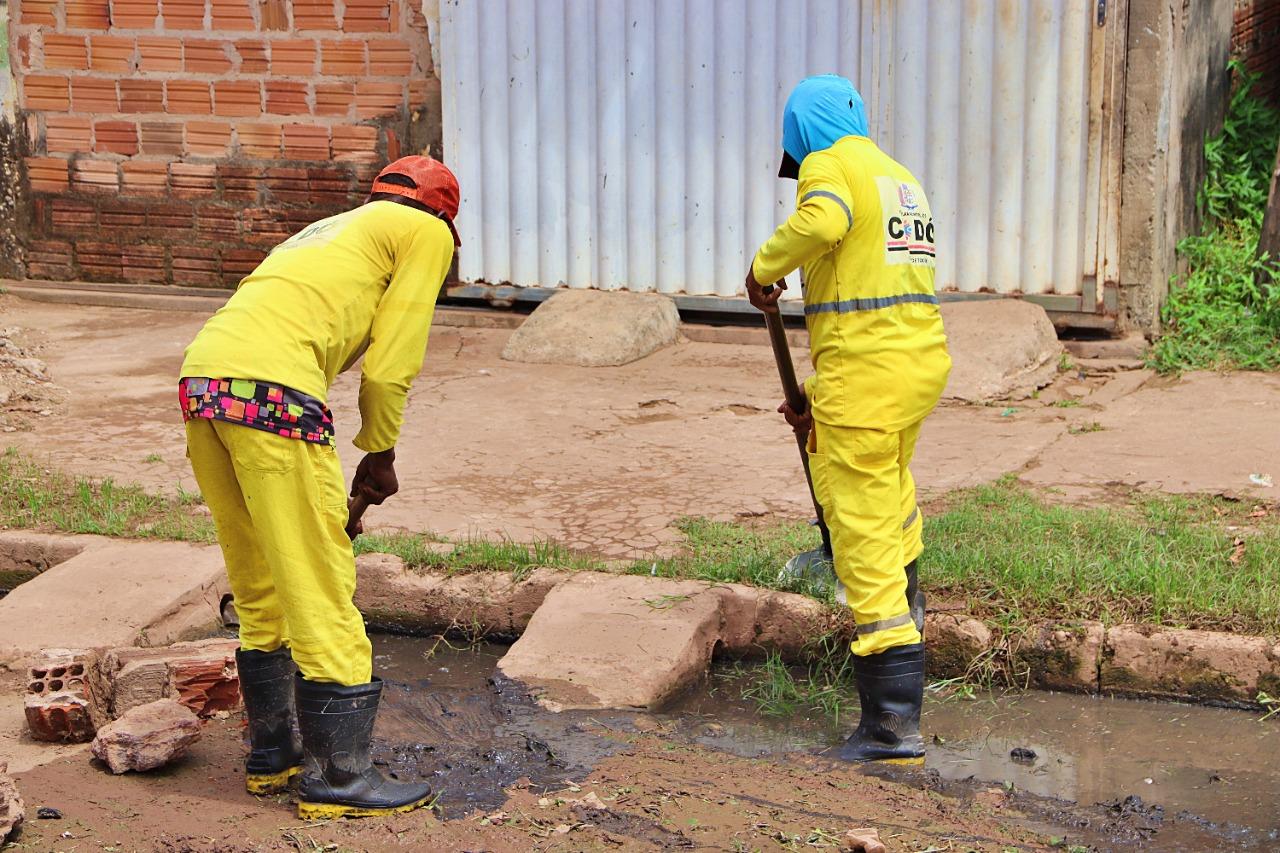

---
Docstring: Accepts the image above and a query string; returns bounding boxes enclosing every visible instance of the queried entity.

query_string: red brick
[65,0,111,28]
[407,2,427,34]
[111,0,160,28]
[270,38,316,74]
[237,122,282,158]
[171,244,219,284]
[170,162,218,196]
[282,124,329,160]
[24,651,107,744]
[137,36,183,71]
[221,247,266,283]
[42,35,90,70]
[186,120,232,156]
[293,0,336,30]
[15,33,33,72]
[213,80,261,117]
[20,0,59,26]
[24,693,97,743]
[264,165,308,202]
[27,239,76,278]
[264,81,308,115]
[354,81,402,119]
[120,78,164,112]
[45,116,94,154]
[50,198,98,231]
[140,120,184,154]
[218,164,263,200]
[320,40,366,75]
[163,0,207,29]
[384,126,400,161]
[25,156,70,192]
[184,39,232,73]
[210,0,254,30]
[77,241,125,280]
[166,80,212,114]
[366,38,413,76]
[342,0,393,32]
[408,77,436,108]
[23,75,71,111]
[260,0,288,30]
[121,160,170,194]
[72,159,120,193]
[195,204,240,238]
[71,77,119,112]
[313,82,353,117]
[147,202,196,229]
[169,656,240,715]
[121,244,167,283]
[100,205,148,228]
[90,35,136,72]
[235,39,268,73]
[95,120,140,155]
[330,125,379,162]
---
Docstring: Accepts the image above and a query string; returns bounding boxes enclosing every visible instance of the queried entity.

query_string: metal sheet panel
[441,0,1100,298]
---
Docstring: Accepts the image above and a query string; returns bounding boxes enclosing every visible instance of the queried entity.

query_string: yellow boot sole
[245,765,302,795]
[297,795,432,821]
[879,756,926,766]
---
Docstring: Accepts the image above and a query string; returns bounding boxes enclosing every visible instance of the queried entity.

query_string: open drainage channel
[370,634,1279,849]
[0,535,84,599]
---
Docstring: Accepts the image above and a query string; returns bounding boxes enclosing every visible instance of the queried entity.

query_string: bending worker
[179,155,460,818]
[746,75,951,763]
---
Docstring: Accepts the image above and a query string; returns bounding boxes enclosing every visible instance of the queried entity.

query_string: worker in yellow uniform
[746,75,951,763]
[179,156,459,817]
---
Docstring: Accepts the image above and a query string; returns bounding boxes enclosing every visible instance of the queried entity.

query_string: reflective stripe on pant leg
[217,423,373,686]
[816,422,922,656]
[185,419,285,653]
[899,420,925,565]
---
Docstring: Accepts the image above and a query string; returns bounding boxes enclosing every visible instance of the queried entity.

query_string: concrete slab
[496,574,723,711]
[941,300,1063,402]
[501,289,681,367]
[0,540,228,669]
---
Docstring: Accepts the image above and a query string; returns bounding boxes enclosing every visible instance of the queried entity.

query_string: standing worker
[746,75,951,763]
[179,155,460,817]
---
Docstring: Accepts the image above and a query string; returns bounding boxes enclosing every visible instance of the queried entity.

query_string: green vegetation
[0,447,214,541]
[1151,62,1280,373]
[5,449,1277,634]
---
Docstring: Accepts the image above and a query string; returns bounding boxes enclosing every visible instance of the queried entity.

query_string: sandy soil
[7,717,1052,852]
[3,294,1277,558]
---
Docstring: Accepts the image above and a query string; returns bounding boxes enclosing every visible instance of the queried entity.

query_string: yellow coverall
[752,135,951,656]
[181,201,455,684]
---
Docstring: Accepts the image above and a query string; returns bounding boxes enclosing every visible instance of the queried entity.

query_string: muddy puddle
[369,635,1279,847]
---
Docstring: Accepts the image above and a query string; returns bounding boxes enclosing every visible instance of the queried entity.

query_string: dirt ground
[2,294,1278,558]
[5,715,1069,852]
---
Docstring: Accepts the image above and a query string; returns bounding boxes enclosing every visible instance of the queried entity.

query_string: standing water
[369,635,1279,846]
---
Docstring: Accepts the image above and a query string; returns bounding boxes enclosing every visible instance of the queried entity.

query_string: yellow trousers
[809,419,926,656]
[186,419,372,685]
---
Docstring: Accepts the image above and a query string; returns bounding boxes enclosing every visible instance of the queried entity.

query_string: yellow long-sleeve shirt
[752,136,951,431]
[181,200,455,453]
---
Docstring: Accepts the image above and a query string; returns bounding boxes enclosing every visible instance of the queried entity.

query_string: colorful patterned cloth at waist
[179,377,335,446]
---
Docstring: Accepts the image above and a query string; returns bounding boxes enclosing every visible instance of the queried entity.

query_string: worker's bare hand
[345,498,365,539]
[778,398,813,437]
[745,268,786,314]
[351,449,398,505]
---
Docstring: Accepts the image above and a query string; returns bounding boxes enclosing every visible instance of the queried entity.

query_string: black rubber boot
[904,559,926,635]
[835,643,926,763]
[236,648,304,794]
[295,676,433,819]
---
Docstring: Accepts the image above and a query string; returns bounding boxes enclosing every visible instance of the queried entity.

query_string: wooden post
[1260,139,1280,284]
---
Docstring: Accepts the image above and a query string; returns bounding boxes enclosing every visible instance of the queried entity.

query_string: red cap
[370,155,461,246]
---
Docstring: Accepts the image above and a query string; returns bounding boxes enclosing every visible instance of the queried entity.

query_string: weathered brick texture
[11,0,441,286]
[1234,0,1280,106]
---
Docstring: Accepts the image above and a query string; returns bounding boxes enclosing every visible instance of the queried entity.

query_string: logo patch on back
[876,177,935,267]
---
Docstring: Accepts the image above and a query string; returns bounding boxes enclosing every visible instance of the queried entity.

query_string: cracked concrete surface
[1,295,1277,558]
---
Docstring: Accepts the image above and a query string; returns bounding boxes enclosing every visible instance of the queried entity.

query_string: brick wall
[7,0,439,286]
[1234,0,1280,105]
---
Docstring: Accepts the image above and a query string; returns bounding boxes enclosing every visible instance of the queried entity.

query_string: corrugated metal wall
[440,0,1099,300]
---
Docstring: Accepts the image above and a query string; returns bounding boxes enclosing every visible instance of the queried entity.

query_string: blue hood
[781,75,868,170]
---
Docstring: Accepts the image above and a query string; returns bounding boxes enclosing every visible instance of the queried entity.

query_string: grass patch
[926,477,1280,634]
[1151,62,1280,373]
[0,447,214,541]
[353,531,603,580]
